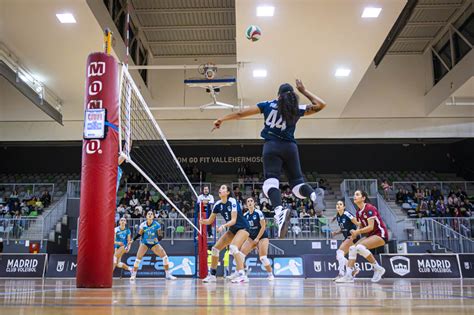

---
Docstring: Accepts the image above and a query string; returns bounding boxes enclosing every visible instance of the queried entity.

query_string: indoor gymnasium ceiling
[132,0,236,57]
[234,0,407,117]
[388,0,470,55]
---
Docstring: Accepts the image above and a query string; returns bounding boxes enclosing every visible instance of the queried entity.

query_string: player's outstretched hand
[212,119,222,131]
[296,79,306,93]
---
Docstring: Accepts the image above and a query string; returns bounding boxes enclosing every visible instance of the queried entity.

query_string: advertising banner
[380,254,461,279]
[303,254,380,278]
[0,254,47,278]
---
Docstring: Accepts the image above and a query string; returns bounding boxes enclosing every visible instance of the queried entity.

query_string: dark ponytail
[277,91,300,126]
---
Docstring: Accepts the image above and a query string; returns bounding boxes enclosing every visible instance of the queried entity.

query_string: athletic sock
[268,187,282,209]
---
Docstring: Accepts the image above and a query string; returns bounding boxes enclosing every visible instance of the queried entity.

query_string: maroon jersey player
[336,190,387,283]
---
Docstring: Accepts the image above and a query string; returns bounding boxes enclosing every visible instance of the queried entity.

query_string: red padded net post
[76,52,119,288]
[198,202,208,279]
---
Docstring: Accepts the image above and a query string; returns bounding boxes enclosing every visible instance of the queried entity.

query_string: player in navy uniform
[238,197,274,281]
[336,190,388,283]
[331,200,360,281]
[113,217,132,272]
[200,184,250,283]
[130,210,176,281]
[212,79,326,238]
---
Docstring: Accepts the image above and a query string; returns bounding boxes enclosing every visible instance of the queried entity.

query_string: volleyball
[245,25,261,41]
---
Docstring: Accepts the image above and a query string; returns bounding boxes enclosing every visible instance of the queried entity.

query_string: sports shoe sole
[278,209,292,239]
[313,188,326,211]
[371,268,386,283]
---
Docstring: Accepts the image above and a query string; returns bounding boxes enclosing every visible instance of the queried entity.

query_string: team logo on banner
[465,262,470,270]
[313,261,322,272]
[390,256,410,276]
[168,257,196,276]
[274,257,303,276]
[56,261,65,272]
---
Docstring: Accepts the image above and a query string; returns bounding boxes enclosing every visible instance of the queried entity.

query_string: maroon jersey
[356,203,388,240]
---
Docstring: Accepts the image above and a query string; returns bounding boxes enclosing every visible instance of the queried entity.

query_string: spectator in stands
[308,208,316,218]
[299,208,310,218]
[130,207,141,219]
[414,189,424,203]
[456,187,468,202]
[381,180,391,201]
[169,208,178,219]
[282,186,295,205]
[0,205,6,217]
[431,186,442,202]
[396,189,404,205]
[259,190,269,207]
[172,194,182,210]
[118,192,129,207]
[318,178,327,190]
[233,186,243,204]
[140,187,151,201]
[125,187,134,199]
[40,190,51,208]
[423,188,432,201]
[117,204,126,217]
[129,194,139,208]
[261,201,272,217]
[427,200,436,217]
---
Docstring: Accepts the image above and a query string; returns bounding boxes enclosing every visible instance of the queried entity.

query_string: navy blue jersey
[257,100,307,142]
[212,197,249,230]
[244,209,268,239]
[336,211,357,238]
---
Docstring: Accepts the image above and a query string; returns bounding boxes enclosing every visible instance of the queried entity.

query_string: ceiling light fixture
[257,6,275,17]
[253,69,267,78]
[56,13,76,24]
[362,7,382,18]
[335,68,351,77]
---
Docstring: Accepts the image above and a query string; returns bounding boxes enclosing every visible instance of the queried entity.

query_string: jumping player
[212,79,326,238]
[336,190,388,283]
[200,184,250,283]
[130,210,176,281]
[233,197,274,281]
[331,200,360,281]
[113,217,132,272]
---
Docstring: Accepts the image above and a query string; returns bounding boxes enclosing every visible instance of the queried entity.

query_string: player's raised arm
[295,79,327,116]
[212,107,261,131]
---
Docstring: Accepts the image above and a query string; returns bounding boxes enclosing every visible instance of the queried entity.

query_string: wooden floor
[0,278,473,314]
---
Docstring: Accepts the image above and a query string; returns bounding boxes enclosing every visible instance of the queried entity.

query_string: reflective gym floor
[0,278,473,314]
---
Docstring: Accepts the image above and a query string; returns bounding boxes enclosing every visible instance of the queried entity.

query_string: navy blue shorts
[249,231,269,240]
[229,226,249,235]
[262,140,304,187]
[142,243,160,250]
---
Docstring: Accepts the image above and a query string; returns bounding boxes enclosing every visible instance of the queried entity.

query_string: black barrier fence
[0,254,47,278]
[1,253,472,278]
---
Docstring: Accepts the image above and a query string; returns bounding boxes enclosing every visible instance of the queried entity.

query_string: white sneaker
[333,273,344,281]
[226,272,239,280]
[231,275,249,283]
[203,274,217,283]
[313,188,326,211]
[335,274,354,283]
[274,208,291,239]
[165,273,177,280]
[371,266,385,283]
[267,274,274,281]
[130,269,137,281]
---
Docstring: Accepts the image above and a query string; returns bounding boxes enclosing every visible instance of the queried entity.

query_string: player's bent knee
[336,249,345,260]
[211,247,220,257]
[162,255,169,265]
[263,178,279,197]
[348,245,357,260]
[291,183,305,199]
[260,256,271,267]
[356,244,371,258]
[229,244,238,255]
[117,262,124,268]
[113,256,118,264]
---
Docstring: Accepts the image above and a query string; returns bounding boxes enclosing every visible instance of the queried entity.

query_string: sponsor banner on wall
[381,254,461,278]
[0,254,47,278]
[273,257,304,278]
[457,254,474,278]
[303,254,380,278]
[121,255,196,278]
[228,255,276,278]
[46,254,77,277]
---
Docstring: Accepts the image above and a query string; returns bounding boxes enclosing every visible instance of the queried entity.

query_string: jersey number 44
[265,110,287,131]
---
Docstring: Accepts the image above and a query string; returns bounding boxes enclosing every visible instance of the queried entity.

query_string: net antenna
[119,66,201,234]
[185,63,237,111]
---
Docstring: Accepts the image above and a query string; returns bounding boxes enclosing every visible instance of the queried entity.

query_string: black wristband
[133,234,141,241]
[158,235,163,241]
